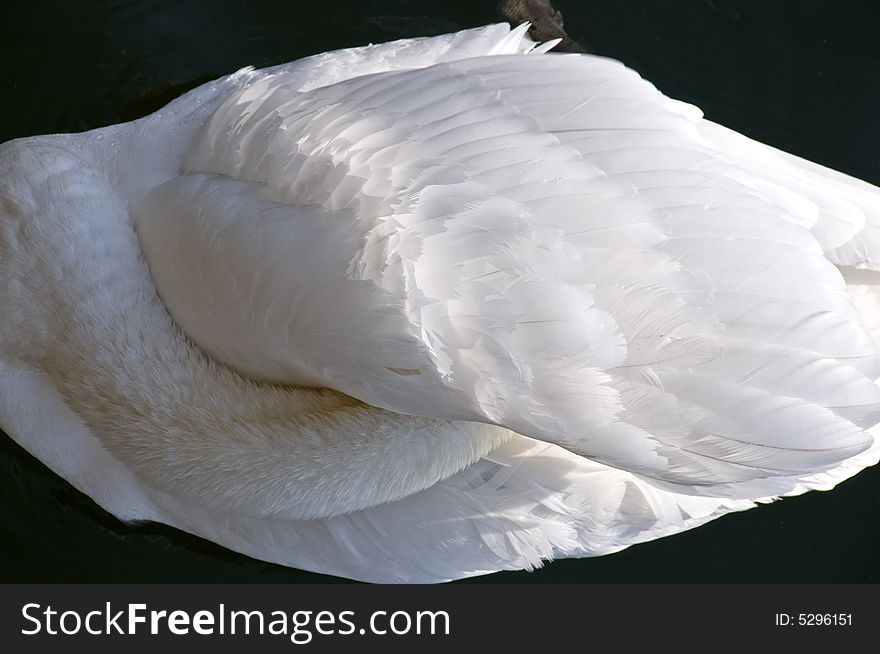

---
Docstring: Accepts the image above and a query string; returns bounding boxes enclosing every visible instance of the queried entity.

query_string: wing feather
[133,50,880,497]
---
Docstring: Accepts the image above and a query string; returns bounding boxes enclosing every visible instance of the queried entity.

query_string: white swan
[2,23,879,583]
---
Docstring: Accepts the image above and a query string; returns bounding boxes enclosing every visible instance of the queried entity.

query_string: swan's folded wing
[694,119,880,270]
[135,51,880,498]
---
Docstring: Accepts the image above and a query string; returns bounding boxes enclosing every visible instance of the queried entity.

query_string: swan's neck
[0,138,508,520]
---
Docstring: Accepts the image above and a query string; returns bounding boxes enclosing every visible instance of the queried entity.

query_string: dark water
[1,0,878,583]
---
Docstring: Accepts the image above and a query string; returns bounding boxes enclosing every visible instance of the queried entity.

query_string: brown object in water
[496,0,587,52]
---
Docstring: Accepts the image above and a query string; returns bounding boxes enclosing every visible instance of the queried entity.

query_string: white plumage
[1,23,878,582]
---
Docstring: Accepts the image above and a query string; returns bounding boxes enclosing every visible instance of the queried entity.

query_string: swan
[2,22,879,583]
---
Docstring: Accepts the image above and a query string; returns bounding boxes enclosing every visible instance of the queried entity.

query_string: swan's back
[1,23,879,582]
[138,42,880,496]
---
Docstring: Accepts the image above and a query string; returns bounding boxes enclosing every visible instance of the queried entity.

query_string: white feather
[1,23,879,582]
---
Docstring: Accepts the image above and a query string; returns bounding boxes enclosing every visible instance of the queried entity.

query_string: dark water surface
[1,0,878,582]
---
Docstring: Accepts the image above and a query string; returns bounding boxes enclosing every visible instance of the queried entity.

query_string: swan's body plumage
[1,24,879,582]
